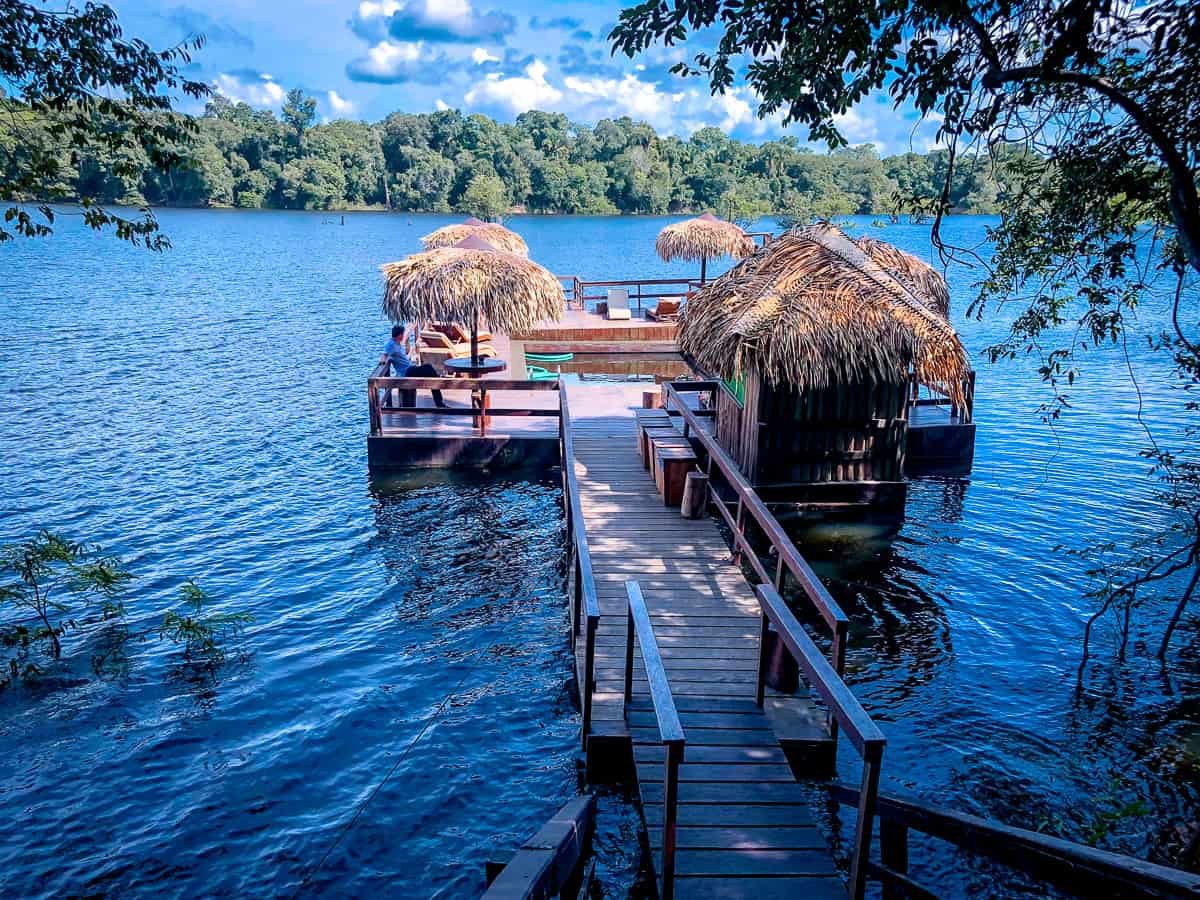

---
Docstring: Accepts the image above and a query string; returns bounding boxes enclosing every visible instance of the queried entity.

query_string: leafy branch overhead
[0,1,209,248]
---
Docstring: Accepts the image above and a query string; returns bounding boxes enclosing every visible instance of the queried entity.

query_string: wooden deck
[569,401,844,900]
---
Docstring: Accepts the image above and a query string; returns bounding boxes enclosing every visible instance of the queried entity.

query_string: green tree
[281,88,316,154]
[0,1,208,248]
[612,0,1200,659]
[456,172,508,220]
[279,157,346,209]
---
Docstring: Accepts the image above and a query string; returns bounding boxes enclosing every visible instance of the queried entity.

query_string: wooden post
[623,603,635,704]
[754,612,770,708]
[582,616,597,750]
[849,742,884,900]
[880,819,910,900]
[681,472,708,519]
[368,382,382,435]
[661,740,684,900]
[642,390,658,409]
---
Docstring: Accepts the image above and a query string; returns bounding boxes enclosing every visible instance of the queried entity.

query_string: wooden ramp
[570,408,845,900]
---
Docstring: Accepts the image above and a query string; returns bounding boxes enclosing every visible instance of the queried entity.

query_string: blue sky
[112,0,941,153]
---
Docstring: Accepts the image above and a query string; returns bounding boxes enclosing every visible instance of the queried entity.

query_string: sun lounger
[606,288,632,320]
[431,322,495,344]
[647,298,682,321]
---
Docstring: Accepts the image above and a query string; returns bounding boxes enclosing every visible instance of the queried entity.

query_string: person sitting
[379,324,446,407]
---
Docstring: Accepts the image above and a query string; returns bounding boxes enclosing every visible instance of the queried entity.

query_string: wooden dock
[568,400,848,900]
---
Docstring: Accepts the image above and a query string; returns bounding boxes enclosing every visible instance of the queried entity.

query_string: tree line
[3,87,1013,220]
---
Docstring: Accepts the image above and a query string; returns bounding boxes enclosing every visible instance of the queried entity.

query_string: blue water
[0,209,1196,895]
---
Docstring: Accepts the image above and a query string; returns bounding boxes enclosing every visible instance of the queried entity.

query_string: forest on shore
[9,88,1013,220]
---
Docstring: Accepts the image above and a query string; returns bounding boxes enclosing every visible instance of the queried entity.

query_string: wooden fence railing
[368,369,562,436]
[827,781,1200,899]
[661,381,850,675]
[557,276,702,311]
[757,584,884,900]
[624,580,685,900]
[560,385,601,749]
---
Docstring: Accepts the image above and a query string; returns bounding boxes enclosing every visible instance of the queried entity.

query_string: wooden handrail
[755,586,882,752]
[623,580,685,900]
[483,794,596,899]
[559,385,600,749]
[661,381,850,675]
[756,582,884,900]
[369,376,562,392]
[827,782,1200,900]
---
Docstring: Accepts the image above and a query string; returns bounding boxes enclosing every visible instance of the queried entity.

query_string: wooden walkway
[570,407,844,900]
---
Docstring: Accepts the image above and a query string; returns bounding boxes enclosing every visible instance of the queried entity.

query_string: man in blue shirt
[379,324,446,407]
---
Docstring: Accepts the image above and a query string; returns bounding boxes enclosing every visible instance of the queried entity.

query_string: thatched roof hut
[381,236,562,338]
[679,224,970,491]
[854,235,950,318]
[656,212,756,283]
[420,220,529,256]
[680,224,968,396]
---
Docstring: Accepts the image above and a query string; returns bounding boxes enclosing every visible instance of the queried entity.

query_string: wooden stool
[655,446,697,505]
[638,423,678,468]
[646,433,691,475]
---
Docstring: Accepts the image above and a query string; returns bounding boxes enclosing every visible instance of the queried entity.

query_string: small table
[444,357,508,434]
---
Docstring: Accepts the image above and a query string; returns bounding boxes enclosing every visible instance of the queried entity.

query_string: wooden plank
[655,849,838,878]
[647,827,827,851]
[672,876,846,900]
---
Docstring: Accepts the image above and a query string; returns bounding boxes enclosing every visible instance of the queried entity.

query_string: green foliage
[160,579,253,668]
[457,172,508,220]
[8,90,1013,217]
[611,0,1200,662]
[0,530,131,686]
[0,1,208,248]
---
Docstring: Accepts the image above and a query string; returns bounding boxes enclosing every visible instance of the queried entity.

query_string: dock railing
[661,381,851,676]
[368,363,562,437]
[756,584,884,900]
[559,385,601,750]
[826,781,1200,899]
[623,580,685,900]
[557,275,702,311]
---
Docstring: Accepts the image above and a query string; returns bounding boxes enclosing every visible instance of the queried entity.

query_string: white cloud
[346,39,436,82]
[461,62,782,139]
[435,98,450,111]
[472,46,500,64]
[211,72,286,109]
[349,0,514,43]
[326,90,356,117]
[463,59,563,117]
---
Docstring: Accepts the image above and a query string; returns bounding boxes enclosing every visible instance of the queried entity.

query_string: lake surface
[1,209,1197,896]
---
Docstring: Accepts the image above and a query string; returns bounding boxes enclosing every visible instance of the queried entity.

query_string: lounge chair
[418,330,497,369]
[431,322,495,344]
[647,298,682,322]
[606,288,632,320]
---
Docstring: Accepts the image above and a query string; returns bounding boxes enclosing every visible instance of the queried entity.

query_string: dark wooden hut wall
[717,370,909,486]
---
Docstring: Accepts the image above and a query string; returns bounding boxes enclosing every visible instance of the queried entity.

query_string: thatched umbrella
[678,224,970,402]
[420,218,529,256]
[656,212,756,285]
[854,235,951,318]
[381,234,562,365]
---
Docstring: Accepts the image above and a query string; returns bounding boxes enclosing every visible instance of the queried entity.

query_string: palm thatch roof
[381,237,562,333]
[656,212,756,263]
[855,235,951,317]
[678,224,970,400]
[420,220,529,256]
